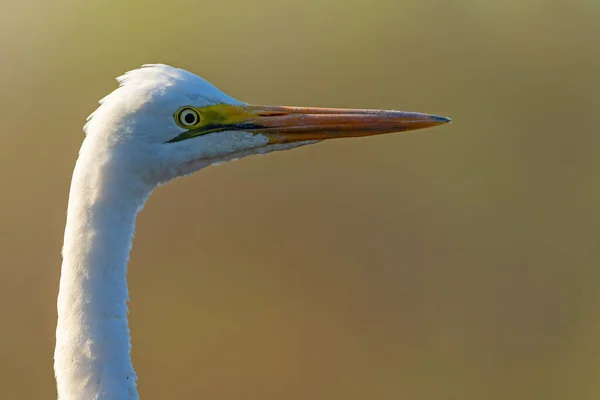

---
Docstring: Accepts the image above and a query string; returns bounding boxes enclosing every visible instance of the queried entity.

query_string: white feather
[55,64,316,400]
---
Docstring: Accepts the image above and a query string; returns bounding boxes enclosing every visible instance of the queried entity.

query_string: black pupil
[183,112,196,124]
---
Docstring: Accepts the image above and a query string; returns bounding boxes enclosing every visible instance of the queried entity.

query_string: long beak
[168,103,451,143]
[243,105,451,144]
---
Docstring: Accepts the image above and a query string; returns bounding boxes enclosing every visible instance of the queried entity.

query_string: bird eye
[177,108,200,127]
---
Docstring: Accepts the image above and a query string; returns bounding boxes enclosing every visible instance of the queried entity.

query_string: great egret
[54,64,450,399]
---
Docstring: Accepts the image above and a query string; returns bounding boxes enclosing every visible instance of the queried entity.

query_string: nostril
[258,112,287,117]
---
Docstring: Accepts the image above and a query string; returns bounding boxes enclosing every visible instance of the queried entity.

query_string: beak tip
[432,115,452,124]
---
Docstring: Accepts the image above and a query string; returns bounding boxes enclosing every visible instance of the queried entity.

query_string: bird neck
[55,139,153,400]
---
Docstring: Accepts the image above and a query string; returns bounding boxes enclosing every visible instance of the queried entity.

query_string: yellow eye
[177,108,200,127]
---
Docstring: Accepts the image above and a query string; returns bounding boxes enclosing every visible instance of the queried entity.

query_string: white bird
[54,64,450,399]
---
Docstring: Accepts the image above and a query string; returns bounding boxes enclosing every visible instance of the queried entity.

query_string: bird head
[82,64,450,185]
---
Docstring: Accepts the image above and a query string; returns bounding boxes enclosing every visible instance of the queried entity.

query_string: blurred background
[1,0,599,399]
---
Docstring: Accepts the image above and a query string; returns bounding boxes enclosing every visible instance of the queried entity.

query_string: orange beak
[168,103,450,143]
[243,105,451,144]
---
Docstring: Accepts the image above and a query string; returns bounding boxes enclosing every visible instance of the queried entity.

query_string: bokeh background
[1,0,600,399]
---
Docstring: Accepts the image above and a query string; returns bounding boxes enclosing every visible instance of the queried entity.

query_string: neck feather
[55,139,153,400]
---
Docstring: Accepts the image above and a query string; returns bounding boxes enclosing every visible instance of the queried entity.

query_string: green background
[1,0,599,398]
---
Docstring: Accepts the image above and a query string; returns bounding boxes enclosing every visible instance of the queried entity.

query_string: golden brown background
[1,0,599,398]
